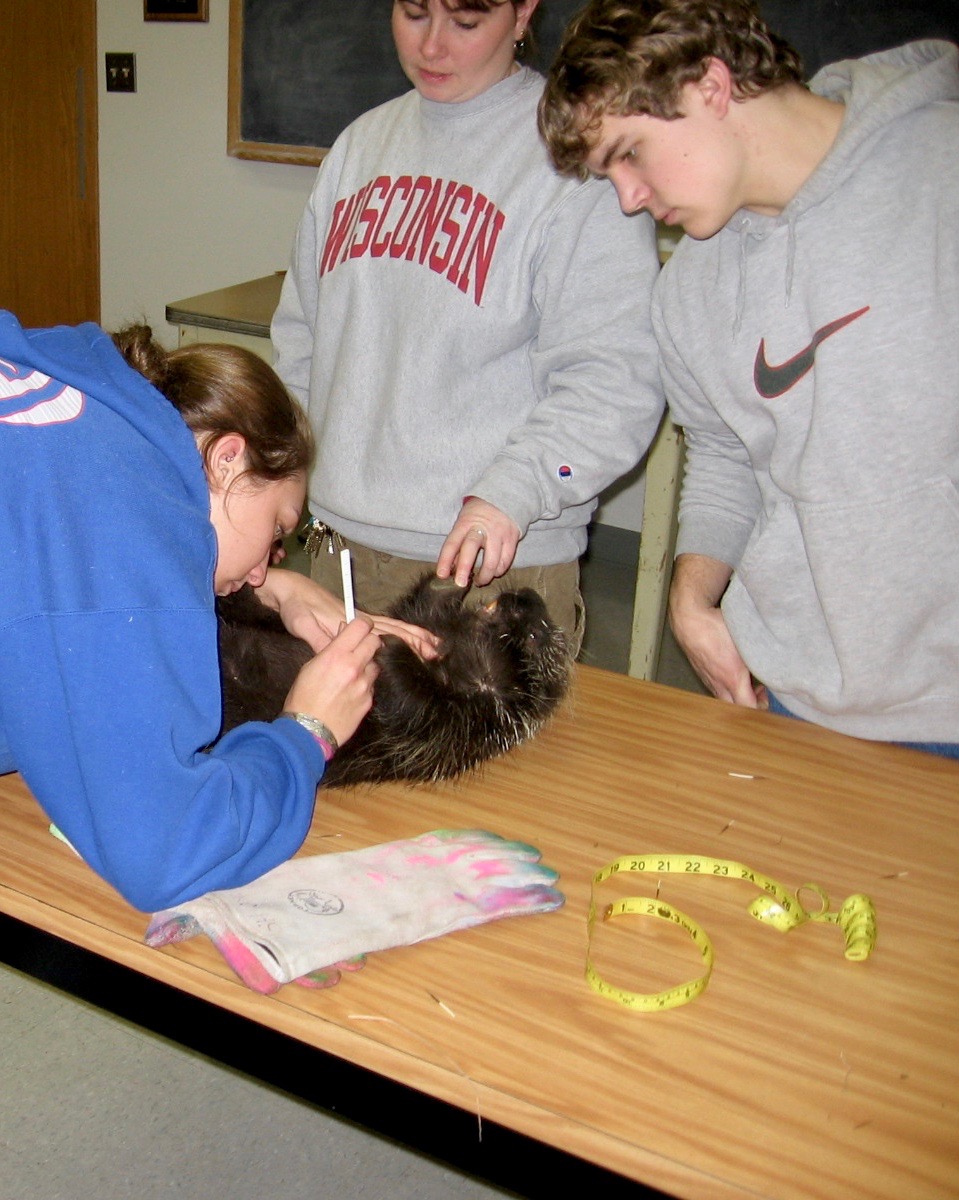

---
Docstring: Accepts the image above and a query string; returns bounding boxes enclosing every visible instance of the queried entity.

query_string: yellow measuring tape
[586,854,877,1012]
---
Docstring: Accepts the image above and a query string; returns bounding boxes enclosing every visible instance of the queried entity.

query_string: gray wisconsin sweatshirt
[654,41,959,741]
[272,67,663,568]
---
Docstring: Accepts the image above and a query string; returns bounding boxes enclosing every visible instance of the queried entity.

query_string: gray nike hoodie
[654,40,959,742]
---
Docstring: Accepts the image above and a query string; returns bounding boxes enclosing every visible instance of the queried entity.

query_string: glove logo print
[288,889,344,916]
[753,305,869,398]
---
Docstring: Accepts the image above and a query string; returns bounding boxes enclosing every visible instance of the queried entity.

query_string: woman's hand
[258,568,348,651]
[283,618,381,748]
[436,497,521,588]
[669,554,763,707]
[258,568,439,659]
[360,612,441,658]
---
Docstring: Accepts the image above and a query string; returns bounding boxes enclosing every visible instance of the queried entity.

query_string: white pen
[340,547,356,622]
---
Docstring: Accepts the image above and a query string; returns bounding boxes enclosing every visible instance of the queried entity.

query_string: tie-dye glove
[145,829,564,994]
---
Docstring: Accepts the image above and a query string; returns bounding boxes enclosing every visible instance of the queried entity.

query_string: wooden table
[1,667,957,1199]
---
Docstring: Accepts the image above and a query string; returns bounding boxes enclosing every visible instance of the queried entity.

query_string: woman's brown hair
[112,324,314,485]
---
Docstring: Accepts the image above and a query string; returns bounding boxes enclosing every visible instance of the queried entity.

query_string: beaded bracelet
[279,711,339,762]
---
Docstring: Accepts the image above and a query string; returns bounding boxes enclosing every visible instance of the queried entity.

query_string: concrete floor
[0,534,702,1200]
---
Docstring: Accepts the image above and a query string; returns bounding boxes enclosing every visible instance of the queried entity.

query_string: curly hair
[538,0,804,176]
[112,324,314,485]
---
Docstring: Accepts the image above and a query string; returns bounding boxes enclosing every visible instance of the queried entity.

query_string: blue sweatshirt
[0,313,324,911]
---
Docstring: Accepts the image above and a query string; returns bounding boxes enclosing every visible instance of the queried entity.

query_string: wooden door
[0,0,100,326]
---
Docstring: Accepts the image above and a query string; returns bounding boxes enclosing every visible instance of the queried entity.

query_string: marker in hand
[340,547,356,622]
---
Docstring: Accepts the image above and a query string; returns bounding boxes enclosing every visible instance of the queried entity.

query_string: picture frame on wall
[144,0,209,22]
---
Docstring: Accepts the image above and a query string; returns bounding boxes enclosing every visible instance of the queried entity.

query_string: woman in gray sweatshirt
[271,0,665,654]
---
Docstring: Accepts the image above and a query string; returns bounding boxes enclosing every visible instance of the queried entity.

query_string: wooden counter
[1,666,957,1198]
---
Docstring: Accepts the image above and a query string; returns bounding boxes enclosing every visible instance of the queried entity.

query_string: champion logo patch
[558,464,573,481]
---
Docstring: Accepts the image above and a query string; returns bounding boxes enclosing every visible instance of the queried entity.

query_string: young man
[539,0,959,757]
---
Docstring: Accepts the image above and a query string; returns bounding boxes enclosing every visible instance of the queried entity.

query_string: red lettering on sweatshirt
[457,204,505,301]
[320,192,361,275]
[429,184,473,274]
[371,176,412,257]
[319,174,506,306]
[349,176,392,259]
[407,179,459,264]
[389,176,435,259]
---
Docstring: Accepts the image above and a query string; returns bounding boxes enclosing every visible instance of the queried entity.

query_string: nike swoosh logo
[754,305,869,398]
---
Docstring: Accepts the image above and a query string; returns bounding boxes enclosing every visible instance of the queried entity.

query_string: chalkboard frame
[227,0,325,166]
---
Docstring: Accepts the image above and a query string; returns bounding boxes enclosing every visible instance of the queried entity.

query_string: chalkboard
[228,0,590,165]
[758,0,958,78]
[228,0,959,167]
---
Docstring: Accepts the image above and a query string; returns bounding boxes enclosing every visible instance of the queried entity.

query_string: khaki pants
[309,534,585,658]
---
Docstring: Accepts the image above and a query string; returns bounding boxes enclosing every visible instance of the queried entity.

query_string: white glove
[145,829,564,993]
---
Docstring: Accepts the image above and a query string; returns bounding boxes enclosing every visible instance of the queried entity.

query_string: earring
[224,453,235,462]
[514,28,526,56]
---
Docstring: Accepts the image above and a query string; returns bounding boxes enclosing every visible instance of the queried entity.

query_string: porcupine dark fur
[215,573,571,787]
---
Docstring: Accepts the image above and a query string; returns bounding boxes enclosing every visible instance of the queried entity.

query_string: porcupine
[215,573,571,787]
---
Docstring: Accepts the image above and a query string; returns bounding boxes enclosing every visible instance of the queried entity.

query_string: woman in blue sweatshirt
[0,313,429,911]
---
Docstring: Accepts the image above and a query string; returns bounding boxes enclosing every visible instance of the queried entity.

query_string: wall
[96,0,646,531]
[97,0,313,341]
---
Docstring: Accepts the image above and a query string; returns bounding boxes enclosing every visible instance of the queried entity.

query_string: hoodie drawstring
[734,217,751,336]
[733,215,799,336]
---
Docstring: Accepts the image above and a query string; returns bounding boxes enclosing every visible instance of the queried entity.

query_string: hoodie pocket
[725,478,959,714]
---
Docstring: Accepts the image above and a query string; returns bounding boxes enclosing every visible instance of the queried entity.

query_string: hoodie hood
[724,40,959,328]
[728,39,959,237]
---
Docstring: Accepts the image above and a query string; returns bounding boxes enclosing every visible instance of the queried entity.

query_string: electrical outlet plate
[105,53,136,93]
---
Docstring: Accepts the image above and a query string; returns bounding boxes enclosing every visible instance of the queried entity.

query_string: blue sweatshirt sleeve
[1,606,325,912]
[0,313,326,913]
